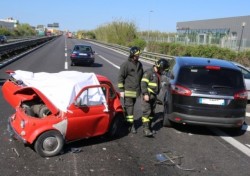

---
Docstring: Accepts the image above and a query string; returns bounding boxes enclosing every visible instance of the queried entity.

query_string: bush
[128,38,146,50]
[94,20,138,46]
[0,27,12,36]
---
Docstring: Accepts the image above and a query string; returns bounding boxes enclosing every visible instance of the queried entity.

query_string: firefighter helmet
[155,58,170,72]
[129,46,141,58]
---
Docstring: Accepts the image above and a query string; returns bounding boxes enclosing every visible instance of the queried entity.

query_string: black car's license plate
[199,98,225,105]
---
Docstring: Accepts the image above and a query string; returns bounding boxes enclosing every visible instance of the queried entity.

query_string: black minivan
[163,57,248,129]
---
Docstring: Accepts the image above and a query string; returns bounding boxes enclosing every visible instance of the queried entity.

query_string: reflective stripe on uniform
[125,90,136,98]
[134,50,140,55]
[141,78,149,83]
[126,115,134,123]
[148,82,157,87]
[142,116,150,123]
[118,83,124,88]
[147,88,155,94]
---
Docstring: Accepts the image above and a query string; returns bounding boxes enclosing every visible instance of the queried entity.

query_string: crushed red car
[2,70,123,157]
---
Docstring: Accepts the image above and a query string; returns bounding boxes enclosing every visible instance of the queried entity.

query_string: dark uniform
[118,52,143,125]
[141,67,160,127]
[141,58,170,136]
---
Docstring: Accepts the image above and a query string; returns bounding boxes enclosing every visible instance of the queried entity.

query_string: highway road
[0,36,249,176]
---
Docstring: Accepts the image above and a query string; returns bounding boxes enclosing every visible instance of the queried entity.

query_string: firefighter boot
[143,123,153,137]
[148,121,156,134]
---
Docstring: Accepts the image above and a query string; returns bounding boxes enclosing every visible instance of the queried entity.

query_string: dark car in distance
[0,35,7,44]
[162,57,248,129]
[70,44,95,66]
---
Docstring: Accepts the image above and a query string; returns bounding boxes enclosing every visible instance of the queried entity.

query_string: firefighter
[141,58,170,137]
[117,46,144,133]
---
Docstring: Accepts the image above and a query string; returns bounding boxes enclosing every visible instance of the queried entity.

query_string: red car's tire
[34,130,64,157]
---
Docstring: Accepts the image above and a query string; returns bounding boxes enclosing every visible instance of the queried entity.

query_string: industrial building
[176,15,250,50]
[0,17,18,30]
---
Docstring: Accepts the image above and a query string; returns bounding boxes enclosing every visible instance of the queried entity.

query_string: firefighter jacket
[117,58,143,98]
[141,67,160,96]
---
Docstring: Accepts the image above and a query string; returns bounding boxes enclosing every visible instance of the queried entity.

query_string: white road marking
[246,144,250,148]
[65,39,68,70]
[242,124,250,131]
[98,55,120,69]
[65,61,68,70]
[211,127,250,157]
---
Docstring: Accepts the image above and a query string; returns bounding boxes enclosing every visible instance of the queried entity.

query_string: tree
[13,23,36,36]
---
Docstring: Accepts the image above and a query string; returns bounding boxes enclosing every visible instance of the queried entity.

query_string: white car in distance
[232,61,250,101]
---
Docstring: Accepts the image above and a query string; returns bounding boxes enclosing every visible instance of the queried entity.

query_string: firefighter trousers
[124,97,137,123]
[141,94,157,123]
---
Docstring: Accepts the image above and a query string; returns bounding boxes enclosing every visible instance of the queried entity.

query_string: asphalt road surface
[0,36,249,176]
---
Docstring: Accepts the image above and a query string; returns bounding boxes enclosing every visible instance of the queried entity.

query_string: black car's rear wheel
[163,112,172,127]
[34,130,64,157]
[163,104,172,127]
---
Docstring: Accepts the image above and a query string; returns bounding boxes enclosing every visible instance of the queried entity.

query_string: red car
[2,70,123,157]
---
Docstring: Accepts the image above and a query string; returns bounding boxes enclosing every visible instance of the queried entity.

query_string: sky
[1,0,249,32]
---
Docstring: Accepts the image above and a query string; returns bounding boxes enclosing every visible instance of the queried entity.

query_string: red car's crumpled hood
[14,87,59,115]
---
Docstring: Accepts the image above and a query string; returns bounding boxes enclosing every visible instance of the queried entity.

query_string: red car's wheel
[34,130,64,157]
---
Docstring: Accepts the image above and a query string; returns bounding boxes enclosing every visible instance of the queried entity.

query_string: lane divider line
[246,112,250,117]
[98,55,120,69]
[210,127,250,157]
[241,124,250,131]
[65,38,68,70]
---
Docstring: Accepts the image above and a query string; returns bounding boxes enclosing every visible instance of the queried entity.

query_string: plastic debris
[156,153,168,162]
[155,151,195,171]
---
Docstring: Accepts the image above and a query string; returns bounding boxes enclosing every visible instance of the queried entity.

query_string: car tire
[162,104,172,127]
[34,130,64,157]
[89,62,94,66]
[106,113,123,137]
[163,112,172,127]
[71,62,75,66]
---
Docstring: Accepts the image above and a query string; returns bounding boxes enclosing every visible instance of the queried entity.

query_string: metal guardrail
[85,39,175,63]
[0,36,173,68]
[0,36,57,57]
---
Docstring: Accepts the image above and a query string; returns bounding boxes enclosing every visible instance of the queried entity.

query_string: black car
[162,57,248,129]
[70,44,95,66]
[0,35,7,44]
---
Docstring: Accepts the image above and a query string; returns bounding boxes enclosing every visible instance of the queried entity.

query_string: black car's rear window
[74,46,92,52]
[177,66,244,89]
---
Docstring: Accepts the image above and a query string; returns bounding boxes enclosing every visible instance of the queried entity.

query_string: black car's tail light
[205,66,221,70]
[171,84,192,96]
[71,53,77,57]
[234,90,248,100]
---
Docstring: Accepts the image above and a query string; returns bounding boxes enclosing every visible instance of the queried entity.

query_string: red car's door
[65,85,111,141]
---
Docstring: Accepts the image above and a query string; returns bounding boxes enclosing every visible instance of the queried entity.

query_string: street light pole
[238,22,246,53]
[147,10,153,42]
